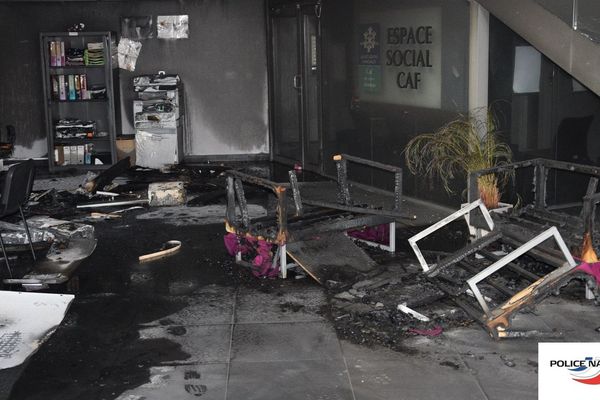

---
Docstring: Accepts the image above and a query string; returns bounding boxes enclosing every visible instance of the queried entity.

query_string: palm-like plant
[404,107,512,209]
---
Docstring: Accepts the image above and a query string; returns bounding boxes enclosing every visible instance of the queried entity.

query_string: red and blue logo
[567,357,600,385]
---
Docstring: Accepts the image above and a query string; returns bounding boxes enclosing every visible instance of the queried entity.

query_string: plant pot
[462,202,513,238]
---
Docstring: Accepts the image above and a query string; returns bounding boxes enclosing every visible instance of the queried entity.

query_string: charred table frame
[225,169,398,278]
[332,154,403,213]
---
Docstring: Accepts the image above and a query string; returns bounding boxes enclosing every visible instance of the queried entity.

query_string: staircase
[478,0,600,96]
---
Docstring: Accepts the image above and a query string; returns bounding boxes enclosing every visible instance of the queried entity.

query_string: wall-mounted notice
[117,38,142,71]
[357,8,442,109]
[157,15,189,39]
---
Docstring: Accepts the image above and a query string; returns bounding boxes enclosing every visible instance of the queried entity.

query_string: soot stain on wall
[0,0,268,158]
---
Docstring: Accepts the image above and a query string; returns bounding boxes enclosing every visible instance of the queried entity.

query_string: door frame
[266,0,323,173]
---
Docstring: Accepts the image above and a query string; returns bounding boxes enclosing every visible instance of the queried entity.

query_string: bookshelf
[40,32,119,172]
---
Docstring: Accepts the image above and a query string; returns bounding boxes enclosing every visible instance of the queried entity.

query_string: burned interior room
[0,0,599,399]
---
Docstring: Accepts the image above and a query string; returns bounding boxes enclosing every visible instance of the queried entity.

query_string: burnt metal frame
[409,199,585,339]
[468,158,600,233]
[225,171,290,277]
[408,199,495,273]
[333,153,403,212]
[466,226,576,317]
[225,161,401,277]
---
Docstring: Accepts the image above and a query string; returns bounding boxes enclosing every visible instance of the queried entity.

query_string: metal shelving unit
[40,31,118,172]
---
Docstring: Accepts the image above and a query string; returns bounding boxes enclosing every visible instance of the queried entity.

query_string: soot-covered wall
[0,0,268,159]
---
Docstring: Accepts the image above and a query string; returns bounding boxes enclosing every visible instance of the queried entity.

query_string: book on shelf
[51,76,59,99]
[49,41,56,67]
[74,75,80,100]
[52,74,90,101]
[80,74,88,99]
[60,42,65,66]
[49,41,66,67]
[58,75,66,100]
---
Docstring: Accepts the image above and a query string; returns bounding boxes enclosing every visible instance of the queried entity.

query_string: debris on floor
[2,216,97,290]
[286,232,376,283]
[82,157,131,194]
[322,254,473,350]
[139,240,182,263]
[148,181,186,206]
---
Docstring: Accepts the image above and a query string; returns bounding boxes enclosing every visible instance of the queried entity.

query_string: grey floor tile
[121,324,232,364]
[113,363,228,400]
[231,322,342,362]
[348,358,486,400]
[537,300,600,341]
[227,359,353,400]
[235,286,326,323]
[136,286,236,326]
[460,355,537,400]
[340,340,407,361]
[422,327,540,357]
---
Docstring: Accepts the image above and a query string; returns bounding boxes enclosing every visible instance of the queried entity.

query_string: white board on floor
[0,291,74,369]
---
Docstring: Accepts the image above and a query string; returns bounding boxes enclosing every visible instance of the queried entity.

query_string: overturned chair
[408,199,593,339]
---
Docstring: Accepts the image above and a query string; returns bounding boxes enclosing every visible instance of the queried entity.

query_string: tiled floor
[99,284,600,400]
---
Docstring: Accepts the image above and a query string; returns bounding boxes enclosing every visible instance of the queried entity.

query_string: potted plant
[404,106,512,209]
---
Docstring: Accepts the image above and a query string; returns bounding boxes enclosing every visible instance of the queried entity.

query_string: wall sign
[358,23,382,93]
[357,8,442,109]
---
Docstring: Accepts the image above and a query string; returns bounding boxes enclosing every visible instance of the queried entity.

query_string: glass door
[270,2,322,172]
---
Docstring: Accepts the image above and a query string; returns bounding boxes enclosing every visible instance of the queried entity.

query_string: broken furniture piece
[468,158,600,249]
[408,199,586,339]
[2,217,97,290]
[139,240,181,263]
[298,153,407,219]
[469,157,600,299]
[83,157,130,193]
[224,156,403,280]
[409,200,495,275]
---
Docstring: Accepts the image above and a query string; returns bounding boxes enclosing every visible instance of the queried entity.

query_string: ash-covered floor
[3,164,600,400]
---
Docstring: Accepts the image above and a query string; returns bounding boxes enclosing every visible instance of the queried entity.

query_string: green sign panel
[359,65,381,93]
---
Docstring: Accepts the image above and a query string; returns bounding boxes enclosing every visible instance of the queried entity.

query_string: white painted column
[468,1,490,136]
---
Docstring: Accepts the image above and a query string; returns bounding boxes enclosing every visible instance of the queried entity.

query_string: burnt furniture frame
[225,154,406,278]
[468,158,600,243]
[331,153,403,213]
[408,199,585,340]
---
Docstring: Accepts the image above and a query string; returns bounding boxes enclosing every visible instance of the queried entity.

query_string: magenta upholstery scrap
[577,261,600,285]
[407,326,443,337]
[224,233,279,278]
[347,224,390,245]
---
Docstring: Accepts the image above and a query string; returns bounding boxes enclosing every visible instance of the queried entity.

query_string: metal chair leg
[19,206,36,261]
[0,232,12,278]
